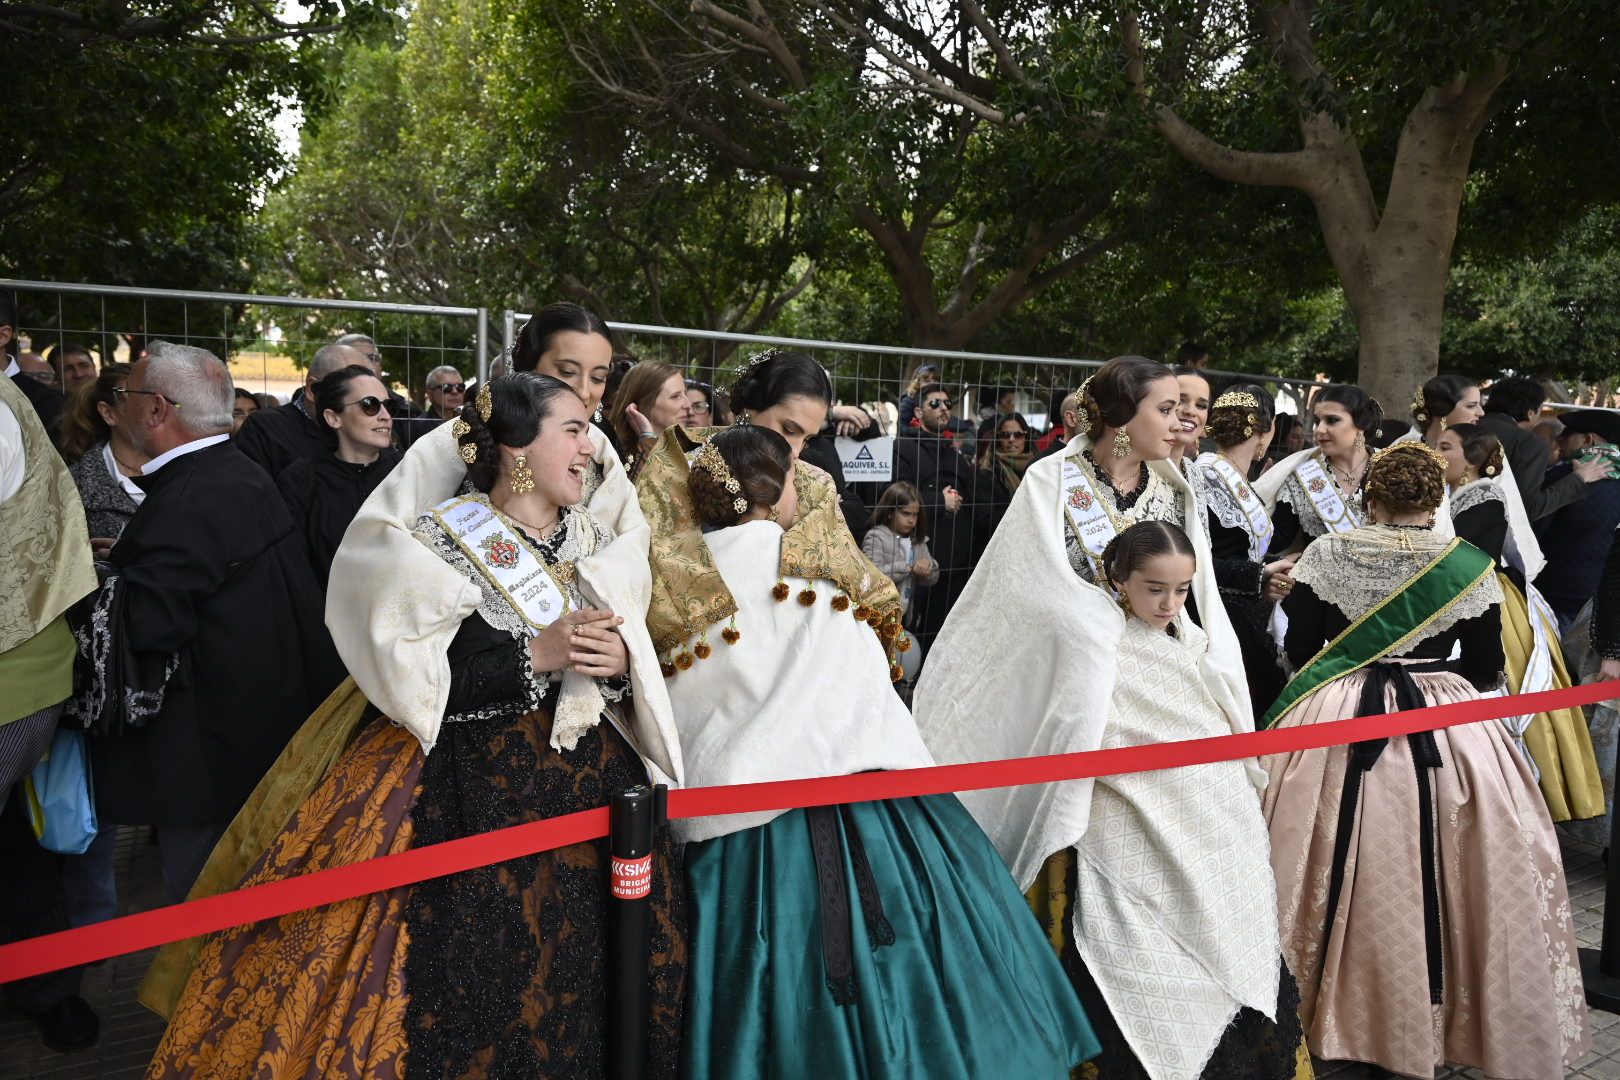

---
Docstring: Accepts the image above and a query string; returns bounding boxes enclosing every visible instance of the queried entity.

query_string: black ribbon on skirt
[806,804,896,1005]
[1322,660,1448,1006]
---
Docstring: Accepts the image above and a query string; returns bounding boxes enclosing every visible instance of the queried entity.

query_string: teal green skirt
[681,794,1100,1078]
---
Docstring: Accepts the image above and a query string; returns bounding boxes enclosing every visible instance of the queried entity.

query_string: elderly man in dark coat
[1534,409,1620,633]
[70,341,344,902]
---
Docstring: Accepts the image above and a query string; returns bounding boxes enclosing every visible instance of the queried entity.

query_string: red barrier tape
[1,679,1616,985]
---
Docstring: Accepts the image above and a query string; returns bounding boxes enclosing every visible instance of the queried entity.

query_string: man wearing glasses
[74,341,343,911]
[234,341,367,478]
[424,365,467,420]
[334,333,422,422]
[883,381,982,653]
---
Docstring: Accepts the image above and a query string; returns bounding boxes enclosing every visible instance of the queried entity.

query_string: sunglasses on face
[430,382,466,395]
[925,397,953,409]
[998,429,1026,440]
[339,396,390,417]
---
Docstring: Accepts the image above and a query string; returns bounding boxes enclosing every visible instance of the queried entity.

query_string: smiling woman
[273,365,401,589]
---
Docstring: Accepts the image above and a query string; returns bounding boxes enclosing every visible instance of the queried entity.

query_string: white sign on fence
[836,436,894,482]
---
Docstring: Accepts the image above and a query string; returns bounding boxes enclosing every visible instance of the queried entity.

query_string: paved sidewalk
[1,829,1616,1078]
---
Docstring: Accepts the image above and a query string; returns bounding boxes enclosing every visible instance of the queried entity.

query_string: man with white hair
[234,340,368,477]
[423,363,466,420]
[70,341,343,901]
[334,332,421,421]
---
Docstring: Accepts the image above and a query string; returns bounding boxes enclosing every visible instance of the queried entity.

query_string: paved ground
[1,829,1617,1078]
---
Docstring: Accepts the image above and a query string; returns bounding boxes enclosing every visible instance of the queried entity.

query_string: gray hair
[426,365,462,390]
[334,332,376,349]
[310,343,366,381]
[144,340,234,435]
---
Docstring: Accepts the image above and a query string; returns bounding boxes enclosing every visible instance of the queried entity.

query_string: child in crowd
[862,481,939,682]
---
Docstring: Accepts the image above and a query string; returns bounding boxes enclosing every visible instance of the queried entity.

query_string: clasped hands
[528,608,630,678]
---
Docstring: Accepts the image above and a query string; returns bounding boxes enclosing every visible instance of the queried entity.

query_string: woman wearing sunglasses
[275,364,401,589]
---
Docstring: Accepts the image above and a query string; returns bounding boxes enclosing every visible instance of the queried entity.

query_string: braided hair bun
[454,373,577,493]
[688,426,793,528]
[1365,442,1447,515]
[1079,355,1175,441]
[1207,384,1275,448]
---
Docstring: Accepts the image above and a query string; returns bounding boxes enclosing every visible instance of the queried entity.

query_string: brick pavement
[2,829,1617,1079]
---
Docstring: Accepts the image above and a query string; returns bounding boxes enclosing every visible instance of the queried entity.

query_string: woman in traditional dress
[914,355,1308,1080]
[275,364,401,590]
[1436,422,1604,821]
[1261,441,1589,1079]
[1170,365,1212,479]
[1189,385,1298,719]
[1256,384,1382,554]
[636,351,1098,1079]
[1408,374,1484,446]
[146,374,688,1079]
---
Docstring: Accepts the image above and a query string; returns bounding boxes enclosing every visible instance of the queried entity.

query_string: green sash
[1261,539,1495,728]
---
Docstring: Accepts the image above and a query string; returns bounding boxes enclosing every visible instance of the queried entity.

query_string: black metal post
[608,784,664,1078]
[1579,732,1620,1012]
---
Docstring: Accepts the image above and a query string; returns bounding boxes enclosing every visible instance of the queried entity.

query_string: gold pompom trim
[830,594,850,612]
[896,633,913,653]
[853,604,872,622]
[693,641,712,660]
[721,626,741,645]
[797,588,817,607]
[660,660,677,678]
[879,620,901,640]
[674,650,695,670]
[889,663,904,683]
[865,612,883,628]
[772,582,790,602]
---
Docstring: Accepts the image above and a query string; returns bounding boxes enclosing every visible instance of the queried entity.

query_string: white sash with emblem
[1197,453,1273,562]
[1061,458,1122,568]
[1294,456,1360,535]
[431,495,572,635]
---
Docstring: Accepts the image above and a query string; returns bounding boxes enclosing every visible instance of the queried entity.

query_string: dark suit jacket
[10,370,64,447]
[88,441,344,824]
[233,399,337,479]
[1477,412,1587,522]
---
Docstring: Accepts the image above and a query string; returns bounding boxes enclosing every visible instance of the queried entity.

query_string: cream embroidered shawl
[324,420,682,784]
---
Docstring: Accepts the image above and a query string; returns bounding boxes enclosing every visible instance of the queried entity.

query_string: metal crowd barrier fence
[2,279,494,405]
[501,310,1322,528]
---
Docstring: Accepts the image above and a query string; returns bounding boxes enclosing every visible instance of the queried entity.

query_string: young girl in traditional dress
[914,356,1306,1080]
[636,354,1099,1080]
[1262,441,1589,1079]
[146,375,689,1078]
[1436,421,1604,822]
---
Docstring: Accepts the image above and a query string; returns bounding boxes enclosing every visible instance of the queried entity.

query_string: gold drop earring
[1354,431,1367,454]
[510,453,536,495]
[1112,428,1132,458]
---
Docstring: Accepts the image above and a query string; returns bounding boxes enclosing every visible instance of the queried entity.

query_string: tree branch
[960,0,1036,93]
[691,0,807,91]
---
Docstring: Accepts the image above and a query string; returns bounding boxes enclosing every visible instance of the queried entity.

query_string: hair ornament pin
[1485,464,1498,476]
[475,381,493,422]
[459,442,478,464]
[451,418,471,438]
[1213,390,1260,412]
[1410,387,1428,424]
[694,437,747,515]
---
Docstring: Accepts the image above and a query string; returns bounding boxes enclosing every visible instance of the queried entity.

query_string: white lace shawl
[1290,525,1503,654]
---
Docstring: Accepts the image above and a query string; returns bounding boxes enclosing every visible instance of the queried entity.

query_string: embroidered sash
[1060,458,1121,567]
[1198,453,1272,562]
[1261,539,1495,727]
[1295,456,1360,535]
[430,495,571,634]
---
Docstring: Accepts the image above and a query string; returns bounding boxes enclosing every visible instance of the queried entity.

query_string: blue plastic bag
[22,729,98,855]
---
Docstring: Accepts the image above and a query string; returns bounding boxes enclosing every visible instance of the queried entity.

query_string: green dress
[681,793,1100,1078]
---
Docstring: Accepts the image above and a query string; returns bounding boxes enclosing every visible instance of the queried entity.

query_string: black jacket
[1533,468,1620,619]
[1592,527,1620,661]
[277,449,402,588]
[87,441,345,824]
[10,369,64,446]
[234,399,338,479]
[1477,412,1587,522]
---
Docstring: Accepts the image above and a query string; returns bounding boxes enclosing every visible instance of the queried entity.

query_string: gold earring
[509,453,535,495]
[1354,432,1367,453]
[1118,592,1133,615]
[1112,428,1132,458]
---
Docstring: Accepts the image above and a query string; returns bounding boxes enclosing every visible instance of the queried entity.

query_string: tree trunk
[1345,265,1448,418]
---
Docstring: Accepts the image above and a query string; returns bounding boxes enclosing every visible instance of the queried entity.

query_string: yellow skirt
[1501,575,1605,821]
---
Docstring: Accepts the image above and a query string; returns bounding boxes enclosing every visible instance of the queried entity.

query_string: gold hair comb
[694,439,748,515]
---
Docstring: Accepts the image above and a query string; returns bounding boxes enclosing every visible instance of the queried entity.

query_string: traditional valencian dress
[915,439,1306,1080]
[1261,523,1589,1079]
[635,427,1098,1079]
[140,420,690,1078]
[1449,472,1605,823]
[1191,451,1284,718]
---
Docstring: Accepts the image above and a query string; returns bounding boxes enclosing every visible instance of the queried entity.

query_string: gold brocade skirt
[1025,849,1313,1080]
[1501,574,1605,821]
